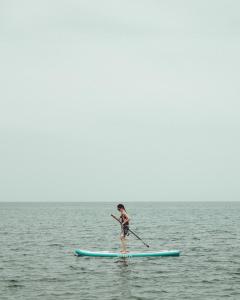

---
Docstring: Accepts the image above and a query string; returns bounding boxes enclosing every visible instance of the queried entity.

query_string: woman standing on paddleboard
[117,204,130,253]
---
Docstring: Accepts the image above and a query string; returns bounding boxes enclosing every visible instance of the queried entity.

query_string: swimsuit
[120,214,129,237]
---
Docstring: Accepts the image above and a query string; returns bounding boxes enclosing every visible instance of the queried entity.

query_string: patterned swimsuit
[120,214,129,237]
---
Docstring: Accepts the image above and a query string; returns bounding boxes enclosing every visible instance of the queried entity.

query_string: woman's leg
[120,234,128,253]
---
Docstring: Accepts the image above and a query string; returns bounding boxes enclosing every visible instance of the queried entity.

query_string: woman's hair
[117,203,126,211]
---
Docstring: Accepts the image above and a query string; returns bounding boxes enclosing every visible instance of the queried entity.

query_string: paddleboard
[75,249,180,258]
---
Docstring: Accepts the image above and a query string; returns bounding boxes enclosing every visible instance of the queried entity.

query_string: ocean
[0,202,240,299]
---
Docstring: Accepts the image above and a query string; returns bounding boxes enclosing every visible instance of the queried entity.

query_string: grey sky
[1,0,239,201]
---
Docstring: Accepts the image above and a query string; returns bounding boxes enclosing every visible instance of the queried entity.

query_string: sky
[0,0,239,202]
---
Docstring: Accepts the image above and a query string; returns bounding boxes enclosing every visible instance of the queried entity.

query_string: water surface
[0,202,240,299]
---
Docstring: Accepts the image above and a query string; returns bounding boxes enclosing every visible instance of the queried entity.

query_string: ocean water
[0,202,240,300]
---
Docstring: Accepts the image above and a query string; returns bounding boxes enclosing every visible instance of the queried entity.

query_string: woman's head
[117,203,126,211]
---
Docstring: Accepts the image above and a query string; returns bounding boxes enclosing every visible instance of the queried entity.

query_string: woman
[117,203,130,253]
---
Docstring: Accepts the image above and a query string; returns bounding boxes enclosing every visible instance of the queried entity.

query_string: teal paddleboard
[75,249,180,258]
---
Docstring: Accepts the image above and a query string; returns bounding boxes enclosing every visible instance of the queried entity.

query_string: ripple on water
[5,279,24,289]
[0,202,240,300]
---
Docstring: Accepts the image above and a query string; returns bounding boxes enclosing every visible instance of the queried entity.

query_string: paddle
[111,214,150,248]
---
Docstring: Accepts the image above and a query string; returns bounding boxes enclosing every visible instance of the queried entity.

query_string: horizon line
[0,200,239,203]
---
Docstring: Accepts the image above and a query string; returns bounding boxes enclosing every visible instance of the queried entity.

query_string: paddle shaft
[111,214,150,248]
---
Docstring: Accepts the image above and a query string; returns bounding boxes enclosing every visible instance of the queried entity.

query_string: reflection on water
[0,202,240,299]
[115,258,133,299]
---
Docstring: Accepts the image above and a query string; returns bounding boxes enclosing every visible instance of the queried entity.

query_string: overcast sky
[0,0,239,202]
